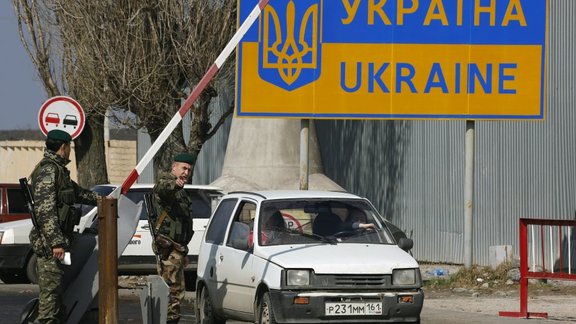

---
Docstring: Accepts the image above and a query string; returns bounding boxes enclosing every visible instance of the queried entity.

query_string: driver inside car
[259,210,286,245]
[312,208,375,237]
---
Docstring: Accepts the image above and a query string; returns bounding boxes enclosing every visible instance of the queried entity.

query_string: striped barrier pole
[115,0,270,197]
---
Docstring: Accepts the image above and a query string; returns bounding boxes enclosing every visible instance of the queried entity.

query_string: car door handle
[142,224,150,230]
[219,255,224,261]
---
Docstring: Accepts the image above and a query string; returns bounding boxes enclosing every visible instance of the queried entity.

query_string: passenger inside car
[260,210,286,245]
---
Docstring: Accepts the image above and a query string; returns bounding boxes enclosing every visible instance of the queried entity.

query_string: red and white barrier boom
[115,0,270,196]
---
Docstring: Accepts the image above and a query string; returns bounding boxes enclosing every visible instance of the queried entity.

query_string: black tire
[26,254,38,284]
[196,287,225,324]
[259,292,278,324]
[19,297,38,323]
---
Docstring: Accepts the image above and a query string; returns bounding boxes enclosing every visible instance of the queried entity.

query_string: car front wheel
[196,287,225,324]
[259,292,278,324]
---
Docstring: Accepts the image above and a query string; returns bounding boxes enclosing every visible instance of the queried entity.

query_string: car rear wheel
[196,287,225,324]
[259,292,278,324]
[26,254,38,284]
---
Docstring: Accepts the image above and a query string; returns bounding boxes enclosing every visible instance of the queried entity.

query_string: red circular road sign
[38,96,85,140]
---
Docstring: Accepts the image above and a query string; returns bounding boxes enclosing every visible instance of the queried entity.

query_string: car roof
[225,190,363,201]
[94,183,223,191]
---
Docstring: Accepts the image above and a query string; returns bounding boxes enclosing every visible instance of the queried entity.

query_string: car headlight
[392,269,416,285]
[286,270,310,286]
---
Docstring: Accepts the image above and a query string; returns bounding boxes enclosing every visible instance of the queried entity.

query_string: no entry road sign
[38,96,85,139]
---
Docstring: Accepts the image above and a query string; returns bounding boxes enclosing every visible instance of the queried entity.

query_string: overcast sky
[0,2,48,130]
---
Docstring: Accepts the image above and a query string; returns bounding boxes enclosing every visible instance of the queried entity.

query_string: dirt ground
[420,263,576,322]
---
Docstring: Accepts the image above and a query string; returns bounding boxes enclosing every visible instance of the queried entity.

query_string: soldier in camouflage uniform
[29,129,101,324]
[152,152,196,324]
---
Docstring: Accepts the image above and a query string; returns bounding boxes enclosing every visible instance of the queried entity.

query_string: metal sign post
[464,121,475,268]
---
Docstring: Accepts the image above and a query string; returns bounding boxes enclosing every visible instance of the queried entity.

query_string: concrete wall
[0,140,135,184]
[105,140,137,184]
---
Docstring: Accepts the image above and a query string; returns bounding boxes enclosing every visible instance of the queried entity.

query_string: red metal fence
[499,218,576,319]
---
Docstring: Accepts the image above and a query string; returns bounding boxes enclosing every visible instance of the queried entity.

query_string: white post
[550,226,554,273]
[531,225,536,272]
[569,226,572,275]
[300,119,309,190]
[464,120,475,268]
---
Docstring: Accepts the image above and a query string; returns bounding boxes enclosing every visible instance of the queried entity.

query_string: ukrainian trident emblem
[259,0,322,91]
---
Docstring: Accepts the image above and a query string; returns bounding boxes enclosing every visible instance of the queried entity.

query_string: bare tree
[14,0,237,183]
[54,0,236,178]
[13,0,109,187]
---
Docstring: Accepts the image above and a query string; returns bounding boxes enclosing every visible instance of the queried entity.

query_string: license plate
[325,302,383,316]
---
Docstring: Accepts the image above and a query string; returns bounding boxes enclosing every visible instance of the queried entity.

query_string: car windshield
[258,199,395,246]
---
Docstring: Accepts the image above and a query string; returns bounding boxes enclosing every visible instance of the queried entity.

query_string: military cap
[47,129,72,142]
[173,152,196,165]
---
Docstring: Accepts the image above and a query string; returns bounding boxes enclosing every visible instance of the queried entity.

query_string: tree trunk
[74,114,108,187]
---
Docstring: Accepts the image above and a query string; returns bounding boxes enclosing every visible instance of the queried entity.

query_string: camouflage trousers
[157,246,187,322]
[36,255,66,324]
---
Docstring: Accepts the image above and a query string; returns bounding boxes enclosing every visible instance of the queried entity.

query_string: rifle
[19,177,50,256]
[144,192,172,261]
[143,192,160,262]
[19,178,39,229]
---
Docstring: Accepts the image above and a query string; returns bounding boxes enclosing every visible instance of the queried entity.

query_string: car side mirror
[397,237,413,252]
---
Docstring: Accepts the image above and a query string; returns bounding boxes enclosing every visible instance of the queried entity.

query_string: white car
[0,183,223,289]
[196,190,423,324]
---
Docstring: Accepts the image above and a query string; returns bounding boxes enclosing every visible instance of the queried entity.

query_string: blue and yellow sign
[236,0,547,120]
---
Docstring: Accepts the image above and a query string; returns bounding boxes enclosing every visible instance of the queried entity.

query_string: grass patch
[424,262,514,290]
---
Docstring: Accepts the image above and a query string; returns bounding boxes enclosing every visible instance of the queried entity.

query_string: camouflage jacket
[152,172,193,246]
[29,149,100,255]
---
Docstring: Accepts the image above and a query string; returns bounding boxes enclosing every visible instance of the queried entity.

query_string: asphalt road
[0,283,561,324]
